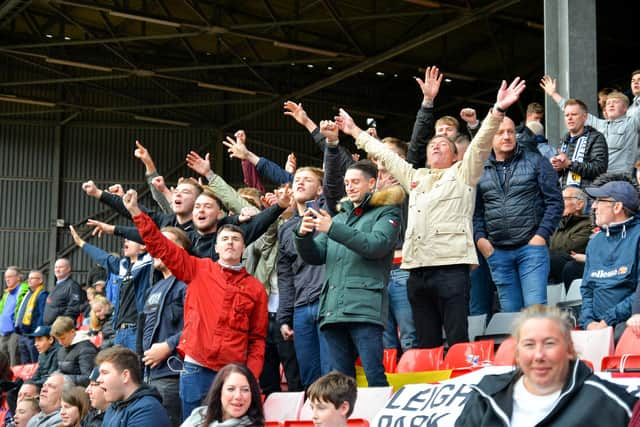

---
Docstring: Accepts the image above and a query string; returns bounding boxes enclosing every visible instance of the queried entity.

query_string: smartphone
[305,200,320,212]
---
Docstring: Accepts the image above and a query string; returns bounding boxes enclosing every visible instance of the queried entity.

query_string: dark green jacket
[294,186,404,328]
[549,214,592,254]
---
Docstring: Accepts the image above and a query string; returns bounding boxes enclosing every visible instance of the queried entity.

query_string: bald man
[43,259,83,325]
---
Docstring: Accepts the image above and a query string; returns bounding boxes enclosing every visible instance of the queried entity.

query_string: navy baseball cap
[585,181,640,212]
[28,325,51,337]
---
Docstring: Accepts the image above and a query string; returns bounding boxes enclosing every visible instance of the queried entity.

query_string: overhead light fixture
[444,78,452,83]
[45,34,53,38]
[0,95,56,107]
[197,82,256,95]
[108,11,181,28]
[273,41,340,57]
[45,57,113,72]
[393,73,399,78]
[307,64,314,68]
[64,36,71,41]
[327,66,333,70]
[134,115,190,127]
[376,71,385,76]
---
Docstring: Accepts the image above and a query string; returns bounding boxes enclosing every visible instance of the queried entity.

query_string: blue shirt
[0,287,20,335]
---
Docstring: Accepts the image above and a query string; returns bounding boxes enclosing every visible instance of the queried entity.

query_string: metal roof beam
[219,0,520,130]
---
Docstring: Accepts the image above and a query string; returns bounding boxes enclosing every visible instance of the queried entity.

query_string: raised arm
[407,66,442,168]
[123,190,200,283]
[320,120,350,214]
[336,108,416,191]
[134,140,173,213]
[186,150,252,214]
[459,77,526,185]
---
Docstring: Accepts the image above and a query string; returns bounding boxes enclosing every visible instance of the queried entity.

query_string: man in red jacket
[122,188,270,421]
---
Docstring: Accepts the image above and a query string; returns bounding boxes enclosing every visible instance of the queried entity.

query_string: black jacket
[80,409,104,427]
[137,275,185,380]
[456,360,637,426]
[557,125,608,188]
[57,336,98,386]
[473,146,564,248]
[29,343,60,386]
[43,277,84,325]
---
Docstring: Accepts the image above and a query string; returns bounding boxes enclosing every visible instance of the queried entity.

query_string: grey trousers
[0,333,21,366]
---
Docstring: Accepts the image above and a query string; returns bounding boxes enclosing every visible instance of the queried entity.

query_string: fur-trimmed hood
[337,184,405,212]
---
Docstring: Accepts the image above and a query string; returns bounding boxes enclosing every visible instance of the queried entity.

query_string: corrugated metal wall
[1,92,341,286]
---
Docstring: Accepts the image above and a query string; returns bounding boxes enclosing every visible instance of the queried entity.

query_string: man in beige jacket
[335,75,525,348]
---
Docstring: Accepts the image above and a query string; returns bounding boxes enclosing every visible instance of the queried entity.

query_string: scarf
[18,284,44,326]
[561,131,589,186]
[209,416,253,426]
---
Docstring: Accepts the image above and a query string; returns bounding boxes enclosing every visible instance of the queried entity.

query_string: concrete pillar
[543,0,597,147]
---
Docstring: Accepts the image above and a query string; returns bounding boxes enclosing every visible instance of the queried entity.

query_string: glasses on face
[592,198,618,206]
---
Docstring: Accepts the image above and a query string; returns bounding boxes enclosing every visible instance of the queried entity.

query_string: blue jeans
[114,327,137,352]
[292,300,331,387]
[383,269,417,351]
[486,244,549,312]
[470,250,495,316]
[180,361,216,421]
[323,323,388,386]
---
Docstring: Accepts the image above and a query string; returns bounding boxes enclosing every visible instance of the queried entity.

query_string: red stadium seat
[356,348,398,373]
[443,340,494,369]
[601,355,640,372]
[493,336,516,366]
[11,363,38,381]
[264,391,305,422]
[615,327,640,356]
[89,332,103,348]
[396,347,444,373]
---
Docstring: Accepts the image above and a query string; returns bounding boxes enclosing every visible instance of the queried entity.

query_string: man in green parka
[294,159,404,386]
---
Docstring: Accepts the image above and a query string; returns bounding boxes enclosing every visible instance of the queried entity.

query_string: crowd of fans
[2,66,640,426]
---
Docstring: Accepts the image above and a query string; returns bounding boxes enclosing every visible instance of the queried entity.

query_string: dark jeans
[260,313,303,395]
[322,322,388,386]
[18,334,38,364]
[150,376,181,427]
[470,250,495,316]
[407,265,470,348]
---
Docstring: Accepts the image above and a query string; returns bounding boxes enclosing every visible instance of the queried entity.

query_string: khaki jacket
[354,111,502,269]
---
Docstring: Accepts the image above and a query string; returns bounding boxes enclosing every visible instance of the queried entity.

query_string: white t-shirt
[510,377,561,426]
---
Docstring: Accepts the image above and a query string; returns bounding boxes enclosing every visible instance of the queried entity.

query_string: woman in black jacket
[456,305,637,426]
